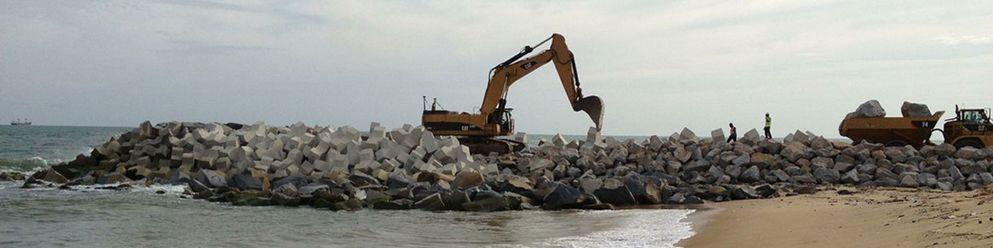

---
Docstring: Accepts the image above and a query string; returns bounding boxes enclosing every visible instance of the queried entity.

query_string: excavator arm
[479,33,604,129]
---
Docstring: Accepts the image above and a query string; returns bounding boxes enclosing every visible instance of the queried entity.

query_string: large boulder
[813,167,840,184]
[594,178,638,206]
[900,101,931,117]
[452,170,483,190]
[462,190,508,212]
[30,169,68,184]
[541,182,582,210]
[229,174,263,191]
[414,193,446,211]
[196,169,227,188]
[846,100,886,118]
[271,183,301,206]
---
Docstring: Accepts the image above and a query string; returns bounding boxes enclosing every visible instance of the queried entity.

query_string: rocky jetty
[17,121,993,211]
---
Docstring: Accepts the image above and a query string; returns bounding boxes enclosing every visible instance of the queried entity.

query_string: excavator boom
[422,33,604,153]
[479,33,604,129]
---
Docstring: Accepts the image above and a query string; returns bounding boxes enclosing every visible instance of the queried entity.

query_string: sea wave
[0,157,60,172]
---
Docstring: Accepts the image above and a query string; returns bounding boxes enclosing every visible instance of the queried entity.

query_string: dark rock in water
[332,198,364,211]
[594,178,638,206]
[95,183,132,190]
[298,184,331,197]
[414,193,446,211]
[463,191,508,212]
[31,169,68,184]
[196,169,227,188]
[441,191,470,211]
[0,172,26,181]
[373,199,414,210]
[271,176,307,190]
[272,183,301,206]
[96,173,127,185]
[230,174,263,191]
[502,192,532,210]
[310,187,348,208]
[364,190,391,205]
[541,182,582,210]
[188,178,212,193]
[57,154,97,179]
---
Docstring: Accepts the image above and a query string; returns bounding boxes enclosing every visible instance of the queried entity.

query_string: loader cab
[943,107,993,148]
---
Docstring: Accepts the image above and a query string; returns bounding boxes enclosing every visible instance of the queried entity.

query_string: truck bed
[839,111,944,147]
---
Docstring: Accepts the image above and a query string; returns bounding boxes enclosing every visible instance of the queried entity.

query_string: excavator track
[458,137,525,155]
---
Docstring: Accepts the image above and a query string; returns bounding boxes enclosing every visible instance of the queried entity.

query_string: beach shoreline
[679,186,993,248]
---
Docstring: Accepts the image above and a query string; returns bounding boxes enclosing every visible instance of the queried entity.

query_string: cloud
[0,0,991,137]
[934,35,993,45]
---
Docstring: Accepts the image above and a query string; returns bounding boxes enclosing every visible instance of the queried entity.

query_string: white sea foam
[531,209,696,248]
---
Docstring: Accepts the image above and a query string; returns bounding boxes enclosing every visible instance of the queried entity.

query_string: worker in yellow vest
[764,113,772,139]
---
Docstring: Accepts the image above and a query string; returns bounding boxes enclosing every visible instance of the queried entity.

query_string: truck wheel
[954,138,984,149]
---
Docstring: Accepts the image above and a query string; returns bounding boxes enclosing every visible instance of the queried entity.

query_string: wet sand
[680,186,993,248]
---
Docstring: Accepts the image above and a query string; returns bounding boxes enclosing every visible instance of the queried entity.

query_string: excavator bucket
[576,95,604,130]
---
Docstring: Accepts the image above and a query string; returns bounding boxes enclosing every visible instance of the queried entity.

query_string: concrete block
[420,131,439,153]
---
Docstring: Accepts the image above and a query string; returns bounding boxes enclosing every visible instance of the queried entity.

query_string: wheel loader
[421,33,604,154]
[941,106,993,148]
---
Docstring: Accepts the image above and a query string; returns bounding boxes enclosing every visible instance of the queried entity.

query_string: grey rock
[847,100,886,118]
[541,182,582,210]
[841,169,860,184]
[730,185,759,200]
[414,193,446,211]
[230,174,263,191]
[740,166,761,183]
[813,167,840,184]
[594,178,637,206]
[900,101,931,117]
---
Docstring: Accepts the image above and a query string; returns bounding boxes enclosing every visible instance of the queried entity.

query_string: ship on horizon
[10,119,32,126]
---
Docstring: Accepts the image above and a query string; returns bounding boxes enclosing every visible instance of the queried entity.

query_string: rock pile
[21,121,993,211]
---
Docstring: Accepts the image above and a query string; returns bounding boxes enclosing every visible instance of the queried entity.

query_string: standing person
[727,123,737,143]
[764,113,772,139]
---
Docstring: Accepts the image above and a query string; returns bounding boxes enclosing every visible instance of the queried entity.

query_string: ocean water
[0,125,696,248]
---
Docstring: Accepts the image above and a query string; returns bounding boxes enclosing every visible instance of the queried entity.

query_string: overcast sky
[2,1,991,137]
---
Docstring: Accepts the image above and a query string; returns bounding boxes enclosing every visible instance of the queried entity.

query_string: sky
[1,0,991,138]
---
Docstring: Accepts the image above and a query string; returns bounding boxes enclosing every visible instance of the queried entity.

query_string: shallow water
[0,125,696,247]
[0,182,693,248]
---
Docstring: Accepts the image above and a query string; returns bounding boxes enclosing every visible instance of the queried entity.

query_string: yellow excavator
[422,33,604,154]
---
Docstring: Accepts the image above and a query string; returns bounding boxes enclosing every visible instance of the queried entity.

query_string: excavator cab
[943,106,993,148]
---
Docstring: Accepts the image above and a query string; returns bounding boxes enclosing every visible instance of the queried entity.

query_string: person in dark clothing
[727,123,737,143]
[764,113,772,139]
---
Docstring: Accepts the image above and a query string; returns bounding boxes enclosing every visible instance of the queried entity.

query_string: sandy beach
[681,186,993,247]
